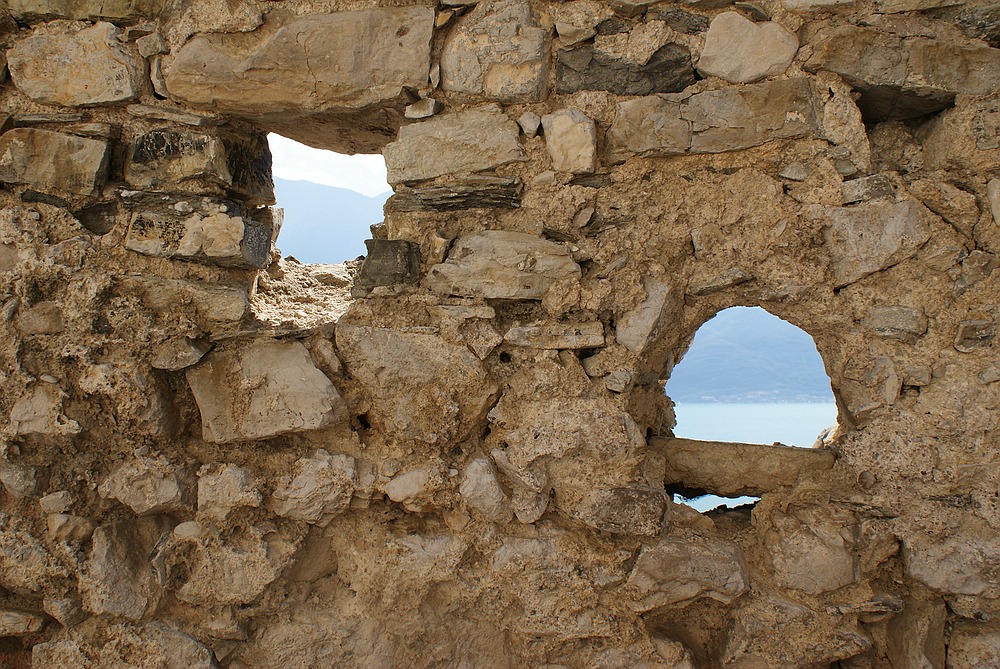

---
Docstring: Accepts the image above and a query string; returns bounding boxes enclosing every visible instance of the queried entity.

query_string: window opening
[268,133,391,264]
[663,306,838,511]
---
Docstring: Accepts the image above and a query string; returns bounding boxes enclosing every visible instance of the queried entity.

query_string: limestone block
[8,22,143,106]
[336,324,498,444]
[384,468,434,505]
[886,598,946,669]
[606,96,691,162]
[125,210,272,269]
[842,174,894,204]
[909,179,978,238]
[616,277,677,354]
[271,450,356,524]
[556,42,696,96]
[627,537,750,610]
[0,521,66,594]
[383,105,525,184]
[143,622,218,669]
[131,276,250,324]
[541,108,597,174]
[165,8,434,114]
[81,522,159,620]
[948,623,1000,668]
[151,337,211,371]
[125,128,274,205]
[460,458,511,521]
[806,25,1000,120]
[503,322,605,349]
[17,301,64,335]
[903,534,997,595]
[864,306,928,344]
[98,456,194,516]
[656,437,836,497]
[8,385,81,437]
[0,128,109,196]
[197,465,261,519]
[572,486,667,536]
[41,597,85,628]
[954,320,996,353]
[782,0,853,11]
[352,240,421,297]
[424,230,580,300]
[0,609,45,636]
[813,199,934,287]
[763,505,858,595]
[390,176,523,212]
[697,12,798,84]
[187,340,348,444]
[989,179,1000,226]
[46,514,96,542]
[441,0,548,101]
[32,641,89,669]
[7,0,165,19]
[957,251,999,293]
[0,463,39,498]
[721,596,872,667]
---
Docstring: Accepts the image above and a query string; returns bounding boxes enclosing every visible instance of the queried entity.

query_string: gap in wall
[664,306,838,511]
[267,133,392,264]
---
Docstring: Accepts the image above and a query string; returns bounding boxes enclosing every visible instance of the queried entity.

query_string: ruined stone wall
[0,0,998,666]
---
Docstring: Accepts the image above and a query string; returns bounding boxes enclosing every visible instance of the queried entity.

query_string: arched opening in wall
[663,307,838,512]
[267,134,391,264]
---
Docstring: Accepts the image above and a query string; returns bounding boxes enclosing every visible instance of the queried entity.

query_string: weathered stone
[606,96,691,162]
[8,22,143,107]
[812,199,934,287]
[955,320,995,353]
[383,105,526,184]
[887,598,946,669]
[503,322,605,349]
[687,268,753,296]
[0,128,109,196]
[864,306,928,344]
[81,522,159,620]
[0,609,45,636]
[573,486,667,536]
[165,8,434,115]
[390,177,522,212]
[38,491,72,514]
[125,210,272,269]
[647,7,710,34]
[17,301,63,335]
[0,520,66,595]
[384,468,434,505]
[697,12,798,84]
[99,455,193,515]
[721,596,872,667]
[151,337,211,371]
[460,458,511,521]
[271,450,356,524]
[541,108,597,174]
[32,640,88,669]
[125,129,274,205]
[517,111,541,137]
[948,623,1000,668]
[197,464,261,519]
[336,325,498,444]
[404,97,441,119]
[782,0,852,11]
[0,462,39,498]
[126,104,222,127]
[351,240,421,297]
[627,537,749,610]
[903,534,997,595]
[187,340,347,444]
[144,622,219,669]
[8,0,165,20]
[556,43,696,96]
[842,174,895,204]
[988,179,1000,226]
[806,25,1000,121]
[957,250,999,293]
[981,362,1000,385]
[46,514,96,542]
[763,505,858,595]
[616,278,677,354]
[909,179,979,238]
[42,597,85,628]
[656,437,836,497]
[441,0,548,101]
[424,231,580,300]
[8,385,81,437]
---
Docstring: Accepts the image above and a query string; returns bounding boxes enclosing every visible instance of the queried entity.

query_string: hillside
[272,177,390,264]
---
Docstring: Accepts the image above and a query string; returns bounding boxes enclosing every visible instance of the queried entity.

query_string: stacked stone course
[0,0,998,666]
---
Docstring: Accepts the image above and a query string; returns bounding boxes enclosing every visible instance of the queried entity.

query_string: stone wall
[0,0,998,666]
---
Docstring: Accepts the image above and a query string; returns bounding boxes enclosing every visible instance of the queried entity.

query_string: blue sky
[268,134,391,197]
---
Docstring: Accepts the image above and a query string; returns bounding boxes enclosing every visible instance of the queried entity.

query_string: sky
[267,133,391,197]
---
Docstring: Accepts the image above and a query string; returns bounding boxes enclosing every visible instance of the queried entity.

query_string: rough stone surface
[8,22,143,107]
[556,42,696,96]
[541,108,597,174]
[81,522,159,620]
[0,128,109,196]
[948,623,1000,668]
[125,210,272,269]
[627,537,750,610]
[99,455,193,515]
[697,12,798,84]
[186,340,348,443]
[197,464,261,519]
[270,450,356,524]
[762,504,858,595]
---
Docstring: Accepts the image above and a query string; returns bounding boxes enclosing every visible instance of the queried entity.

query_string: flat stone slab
[653,437,836,497]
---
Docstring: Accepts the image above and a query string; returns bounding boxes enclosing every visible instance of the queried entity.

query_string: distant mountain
[272,178,390,264]
[664,307,835,403]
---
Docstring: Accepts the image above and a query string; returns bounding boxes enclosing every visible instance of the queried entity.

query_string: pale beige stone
[503,322,605,349]
[81,522,159,620]
[46,514,96,542]
[8,22,143,106]
[186,340,348,444]
[988,179,1000,227]
[98,455,193,515]
[0,128,109,196]
[131,276,249,324]
[628,537,750,610]
[270,450,356,524]
[948,623,1000,669]
[197,464,261,519]
[8,385,81,437]
[764,505,858,595]
[541,108,597,174]
[698,13,798,84]
[887,598,946,669]
[460,458,511,521]
[606,96,690,163]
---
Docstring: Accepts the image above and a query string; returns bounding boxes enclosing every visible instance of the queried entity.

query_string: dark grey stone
[938,5,1000,48]
[390,177,521,211]
[352,240,421,297]
[646,7,710,34]
[556,43,696,96]
[569,173,612,188]
[955,320,996,353]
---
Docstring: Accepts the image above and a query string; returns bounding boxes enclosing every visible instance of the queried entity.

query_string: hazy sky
[268,133,391,197]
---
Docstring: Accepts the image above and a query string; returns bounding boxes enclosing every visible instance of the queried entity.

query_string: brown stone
[0,128,109,196]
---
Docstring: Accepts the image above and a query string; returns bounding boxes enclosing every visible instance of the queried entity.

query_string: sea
[670,402,839,512]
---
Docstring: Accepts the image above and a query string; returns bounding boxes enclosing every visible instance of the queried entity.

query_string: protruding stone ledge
[651,436,836,497]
